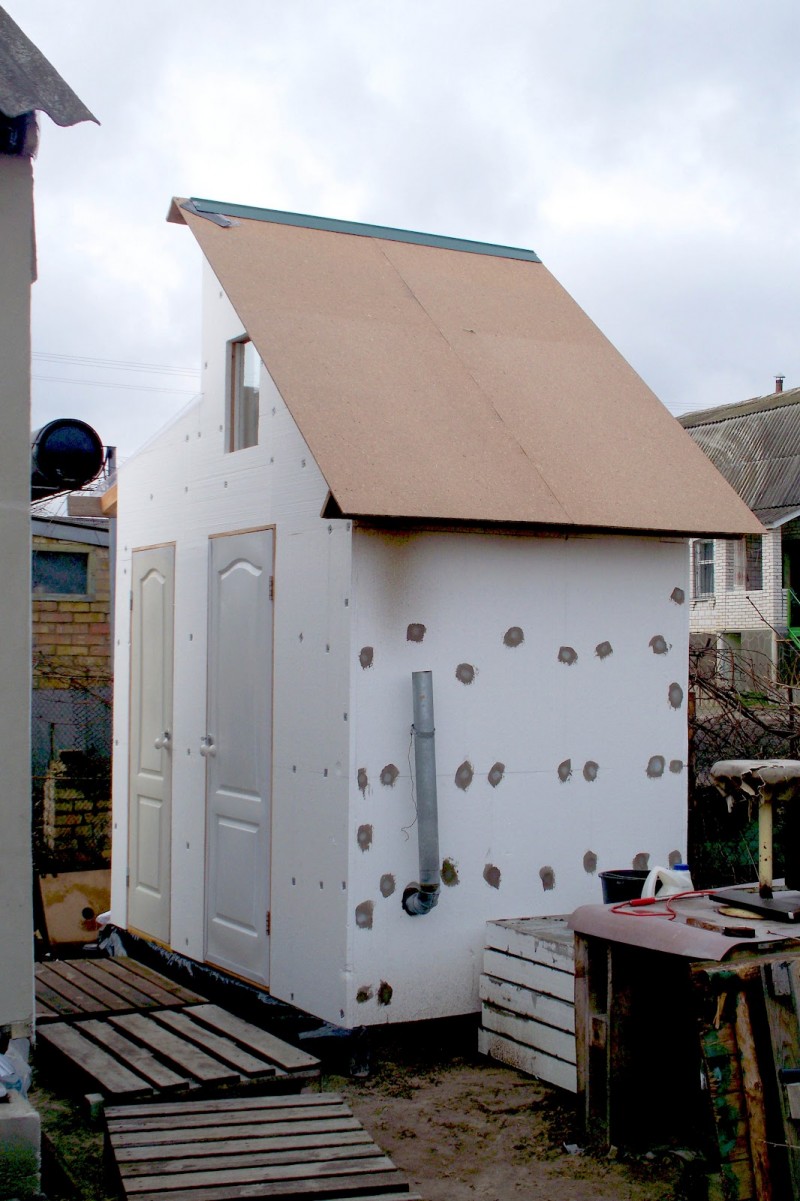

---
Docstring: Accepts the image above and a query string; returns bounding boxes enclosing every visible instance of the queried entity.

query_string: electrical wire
[33,351,199,377]
[32,374,198,396]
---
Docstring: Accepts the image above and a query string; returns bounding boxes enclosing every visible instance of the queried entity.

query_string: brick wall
[688,528,784,635]
[32,534,111,688]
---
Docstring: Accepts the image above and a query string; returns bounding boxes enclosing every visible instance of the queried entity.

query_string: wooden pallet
[105,1093,421,1201]
[478,917,576,1093]
[37,1003,320,1103]
[35,957,208,1022]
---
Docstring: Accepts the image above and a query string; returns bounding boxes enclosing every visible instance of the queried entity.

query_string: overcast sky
[14,0,800,466]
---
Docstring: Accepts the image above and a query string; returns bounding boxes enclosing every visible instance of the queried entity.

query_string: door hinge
[266,910,271,937]
[269,575,274,601]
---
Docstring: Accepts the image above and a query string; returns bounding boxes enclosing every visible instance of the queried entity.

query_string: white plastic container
[641,863,694,899]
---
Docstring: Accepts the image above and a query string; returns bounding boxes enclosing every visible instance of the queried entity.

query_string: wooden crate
[104,1093,421,1201]
[478,917,576,1093]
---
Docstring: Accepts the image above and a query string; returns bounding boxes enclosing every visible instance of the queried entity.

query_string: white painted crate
[478,916,576,1093]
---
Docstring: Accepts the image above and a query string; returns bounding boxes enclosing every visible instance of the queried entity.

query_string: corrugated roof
[168,196,762,537]
[680,389,800,526]
[0,7,97,126]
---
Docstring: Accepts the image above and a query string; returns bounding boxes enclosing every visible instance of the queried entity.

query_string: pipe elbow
[402,883,440,916]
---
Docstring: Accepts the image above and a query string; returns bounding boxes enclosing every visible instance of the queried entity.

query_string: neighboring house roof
[0,6,97,126]
[32,513,109,548]
[680,387,800,530]
[168,196,761,537]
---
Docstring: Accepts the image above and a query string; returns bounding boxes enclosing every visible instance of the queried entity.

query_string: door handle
[154,731,171,750]
[199,735,216,758]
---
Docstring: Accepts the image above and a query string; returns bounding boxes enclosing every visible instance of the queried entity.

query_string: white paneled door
[128,545,175,943]
[204,529,274,986]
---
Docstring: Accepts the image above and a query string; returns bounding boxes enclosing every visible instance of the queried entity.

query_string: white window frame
[693,539,715,598]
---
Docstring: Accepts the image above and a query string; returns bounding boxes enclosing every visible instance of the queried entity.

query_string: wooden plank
[75,960,170,1009]
[122,1156,400,1193]
[34,963,101,1015]
[44,960,139,1013]
[121,1143,386,1177]
[34,980,80,1020]
[483,949,574,1002]
[480,974,575,1033]
[481,1002,575,1064]
[114,1131,375,1163]
[184,1005,320,1074]
[478,1028,577,1093]
[735,987,772,1200]
[484,918,575,968]
[79,1019,191,1093]
[99,959,206,1007]
[106,1093,347,1123]
[35,997,59,1020]
[153,1010,278,1077]
[109,1117,363,1149]
[107,1014,240,1086]
[37,1022,153,1099]
[128,1170,410,1201]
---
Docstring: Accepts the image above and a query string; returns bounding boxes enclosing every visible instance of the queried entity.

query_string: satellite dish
[31,418,105,500]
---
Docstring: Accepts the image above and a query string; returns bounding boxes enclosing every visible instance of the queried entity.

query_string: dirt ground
[34,1025,691,1201]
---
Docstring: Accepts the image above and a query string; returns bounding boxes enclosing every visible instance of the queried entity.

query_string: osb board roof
[169,197,762,537]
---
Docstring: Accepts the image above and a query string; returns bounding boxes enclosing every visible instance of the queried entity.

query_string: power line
[32,374,199,396]
[32,351,200,377]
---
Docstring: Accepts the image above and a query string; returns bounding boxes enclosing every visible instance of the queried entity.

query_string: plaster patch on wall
[359,646,374,669]
[670,587,685,605]
[595,641,613,660]
[583,851,598,874]
[379,874,395,898]
[377,981,393,1006]
[583,761,599,782]
[488,762,505,788]
[407,623,426,643]
[503,626,524,648]
[669,759,684,774]
[380,764,399,787]
[355,901,374,929]
[668,849,683,868]
[455,663,476,685]
[455,761,474,791]
[633,851,650,870]
[646,755,666,779]
[539,865,556,891]
[668,682,684,709]
[558,646,578,666]
[357,824,372,852]
[441,858,460,886]
[649,635,670,655]
[356,986,373,1003]
[357,768,369,796]
[557,759,572,783]
[483,864,501,889]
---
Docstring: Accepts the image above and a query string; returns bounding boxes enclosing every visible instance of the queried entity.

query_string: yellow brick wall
[32,535,112,689]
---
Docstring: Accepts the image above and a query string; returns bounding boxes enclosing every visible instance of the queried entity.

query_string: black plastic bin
[599,869,649,904]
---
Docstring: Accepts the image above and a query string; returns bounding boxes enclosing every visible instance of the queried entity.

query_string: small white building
[110,199,758,1028]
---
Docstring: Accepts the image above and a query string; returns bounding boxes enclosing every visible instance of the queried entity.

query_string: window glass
[32,550,89,596]
[745,535,763,591]
[694,540,715,597]
[229,337,260,451]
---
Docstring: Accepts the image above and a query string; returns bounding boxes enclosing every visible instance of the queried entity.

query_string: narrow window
[228,337,260,452]
[32,550,89,596]
[693,540,715,597]
[745,534,763,591]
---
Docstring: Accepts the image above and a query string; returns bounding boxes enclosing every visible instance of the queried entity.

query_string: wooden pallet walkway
[37,996,320,1102]
[35,957,208,1022]
[105,1093,421,1201]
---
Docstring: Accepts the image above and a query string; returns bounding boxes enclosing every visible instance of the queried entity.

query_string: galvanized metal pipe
[402,670,440,916]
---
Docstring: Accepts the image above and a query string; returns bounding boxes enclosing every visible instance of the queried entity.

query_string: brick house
[680,383,800,682]
[32,514,113,869]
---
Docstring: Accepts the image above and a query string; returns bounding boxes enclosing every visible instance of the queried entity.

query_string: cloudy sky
[14,0,800,466]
